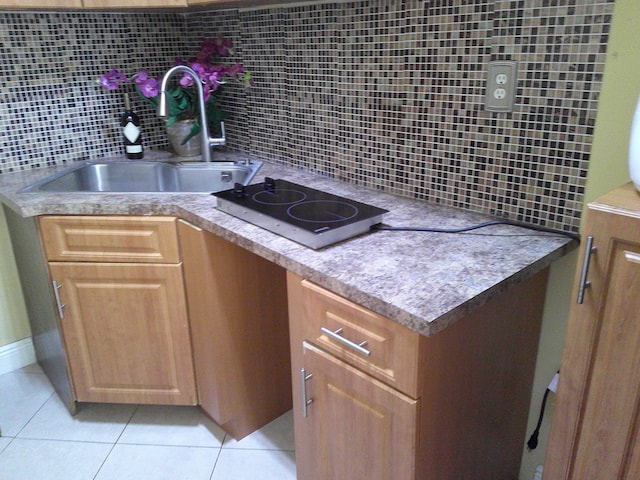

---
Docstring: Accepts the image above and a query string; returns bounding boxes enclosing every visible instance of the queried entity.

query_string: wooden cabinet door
[178,221,292,439]
[49,262,196,405]
[545,184,640,479]
[296,342,418,480]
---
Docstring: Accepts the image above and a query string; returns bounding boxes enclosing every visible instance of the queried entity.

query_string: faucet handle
[210,121,226,147]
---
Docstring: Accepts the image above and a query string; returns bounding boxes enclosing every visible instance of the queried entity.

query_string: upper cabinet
[0,0,296,9]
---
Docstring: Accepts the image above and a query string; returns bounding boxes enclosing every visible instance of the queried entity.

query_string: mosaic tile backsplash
[0,0,615,233]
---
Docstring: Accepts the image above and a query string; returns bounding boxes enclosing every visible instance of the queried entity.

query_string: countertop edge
[0,156,578,337]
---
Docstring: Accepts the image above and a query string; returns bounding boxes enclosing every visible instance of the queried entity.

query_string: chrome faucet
[158,65,226,162]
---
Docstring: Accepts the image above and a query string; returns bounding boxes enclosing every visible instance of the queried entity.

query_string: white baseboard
[0,338,36,376]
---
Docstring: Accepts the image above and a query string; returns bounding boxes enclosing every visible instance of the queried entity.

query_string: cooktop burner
[213,178,388,249]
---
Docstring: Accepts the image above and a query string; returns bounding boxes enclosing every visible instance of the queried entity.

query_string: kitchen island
[0,152,576,479]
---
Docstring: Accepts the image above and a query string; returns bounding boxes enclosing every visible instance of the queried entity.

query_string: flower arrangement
[98,37,252,144]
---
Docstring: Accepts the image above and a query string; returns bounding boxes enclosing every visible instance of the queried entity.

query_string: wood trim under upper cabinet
[0,0,81,8]
[39,216,180,264]
[82,0,186,8]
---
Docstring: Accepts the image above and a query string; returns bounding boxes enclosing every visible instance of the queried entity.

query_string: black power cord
[372,219,581,243]
[527,370,560,451]
[527,388,550,451]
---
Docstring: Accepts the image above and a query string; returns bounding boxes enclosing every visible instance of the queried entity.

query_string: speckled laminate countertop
[0,152,577,336]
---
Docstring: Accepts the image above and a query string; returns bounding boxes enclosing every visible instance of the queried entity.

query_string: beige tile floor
[0,364,296,480]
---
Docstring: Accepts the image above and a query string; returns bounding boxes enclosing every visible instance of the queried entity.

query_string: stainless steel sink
[21,160,263,194]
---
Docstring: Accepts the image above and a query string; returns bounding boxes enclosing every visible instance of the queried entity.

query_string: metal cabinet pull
[577,235,597,304]
[320,326,371,357]
[52,280,66,319]
[300,368,313,418]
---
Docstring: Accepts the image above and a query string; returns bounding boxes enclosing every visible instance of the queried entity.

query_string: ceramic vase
[166,119,201,157]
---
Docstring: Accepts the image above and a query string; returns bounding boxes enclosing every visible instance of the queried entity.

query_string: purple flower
[179,74,194,88]
[96,36,252,126]
[207,70,221,85]
[212,37,233,56]
[226,64,244,77]
[98,69,128,90]
[134,69,151,83]
[131,70,159,98]
[138,77,159,98]
[179,63,207,88]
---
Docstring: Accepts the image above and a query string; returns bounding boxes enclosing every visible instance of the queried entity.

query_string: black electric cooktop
[214,178,388,249]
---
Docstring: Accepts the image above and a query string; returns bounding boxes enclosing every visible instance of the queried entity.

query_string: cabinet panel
[572,242,640,478]
[297,278,420,397]
[298,342,418,480]
[545,183,640,480]
[290,268,548,480]
[49,261,196,405]
[178,220,292,439]
[39,216,180,264]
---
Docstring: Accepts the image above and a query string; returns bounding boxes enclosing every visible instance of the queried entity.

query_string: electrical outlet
[496,73,508,85]
[485,61,518,112]
[494,88,507,100]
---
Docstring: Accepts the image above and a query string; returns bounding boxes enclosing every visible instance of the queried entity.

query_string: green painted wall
[585,0,640,203]
[520,0,639,478]
[0,208,30,347]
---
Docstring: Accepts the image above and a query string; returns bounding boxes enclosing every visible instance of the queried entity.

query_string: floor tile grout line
[12,390,55,440]
[92,403,140,480]
[115,442,224,449]
[208,444,223,480]
[5,436,117,446]
[0,435,16,459]
[2,367,297,479]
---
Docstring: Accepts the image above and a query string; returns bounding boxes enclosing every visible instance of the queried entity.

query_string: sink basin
[21,160,262,194]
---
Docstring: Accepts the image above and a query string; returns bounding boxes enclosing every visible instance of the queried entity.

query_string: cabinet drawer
[297,277,421,397]
[39,216,180,263]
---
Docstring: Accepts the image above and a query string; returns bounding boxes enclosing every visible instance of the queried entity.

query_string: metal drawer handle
[300,368,313,418]
[52,280,66,319]
[577,235,597,304]
[320,326,371,357]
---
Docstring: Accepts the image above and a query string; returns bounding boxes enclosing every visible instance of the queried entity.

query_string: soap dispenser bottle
[121,93,143,159]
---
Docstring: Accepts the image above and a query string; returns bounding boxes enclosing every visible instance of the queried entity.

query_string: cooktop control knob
[233,183,247,199]
[264,177,276,191]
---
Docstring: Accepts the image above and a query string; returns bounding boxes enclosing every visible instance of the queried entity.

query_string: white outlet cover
[485,60,518,112]
[493,88,507,99]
